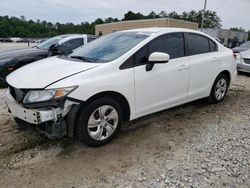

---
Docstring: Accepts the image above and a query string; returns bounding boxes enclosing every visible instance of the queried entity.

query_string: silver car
[233,41,250,53]
[237,49,250,73]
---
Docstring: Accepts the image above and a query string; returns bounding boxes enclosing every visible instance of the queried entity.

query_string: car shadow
[237,71,250,77]
[58,97,214,156]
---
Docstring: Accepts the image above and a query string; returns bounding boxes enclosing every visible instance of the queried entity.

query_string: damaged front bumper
[5,88,80,139]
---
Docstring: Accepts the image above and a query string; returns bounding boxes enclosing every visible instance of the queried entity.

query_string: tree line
[0,10,248,39]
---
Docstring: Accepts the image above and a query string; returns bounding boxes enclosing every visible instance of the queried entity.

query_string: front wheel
[76,97,122,147]
[209,74,229,104]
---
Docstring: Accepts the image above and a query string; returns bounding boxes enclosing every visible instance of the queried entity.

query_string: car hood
[6,56,102,89]
[240,49,250,59]
[0,47,47,61]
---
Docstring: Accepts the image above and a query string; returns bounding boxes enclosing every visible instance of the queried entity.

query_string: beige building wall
[168,19,198,30]
[95,18,198,36]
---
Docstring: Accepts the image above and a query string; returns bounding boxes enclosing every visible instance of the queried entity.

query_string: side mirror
[49,44,58,51]
[49,44,62,56]
[146,52,170,71]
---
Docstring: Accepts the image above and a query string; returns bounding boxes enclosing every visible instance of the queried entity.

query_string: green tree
[123,11,145,20]
[230,27,245,32]
[180,10,221,28]
[159,11,167,18]
[147,11,159,19]
[168,11,180,19]
[0,10,226,38]
[104,17,119,23]
[94,18,104,25]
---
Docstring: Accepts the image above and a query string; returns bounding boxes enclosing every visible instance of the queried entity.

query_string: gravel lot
[0,74,249,188]
[0,42,38,51]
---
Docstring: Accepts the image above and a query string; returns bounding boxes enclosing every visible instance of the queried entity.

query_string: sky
[0,0,249,30]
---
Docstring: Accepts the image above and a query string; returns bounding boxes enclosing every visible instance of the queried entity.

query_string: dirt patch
[0,74,250,188]
[0,89,43,156]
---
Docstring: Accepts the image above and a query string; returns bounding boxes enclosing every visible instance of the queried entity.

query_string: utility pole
[201,0,207,30]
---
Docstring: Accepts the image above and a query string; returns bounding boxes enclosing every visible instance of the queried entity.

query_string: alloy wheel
[215,78,227,100]
[87,105,119,141]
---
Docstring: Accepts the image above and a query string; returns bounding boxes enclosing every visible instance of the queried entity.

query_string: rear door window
[209,40,218,52]
[187,33,210,55]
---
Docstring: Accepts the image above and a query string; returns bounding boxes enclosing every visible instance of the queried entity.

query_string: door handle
[178,64,189,71]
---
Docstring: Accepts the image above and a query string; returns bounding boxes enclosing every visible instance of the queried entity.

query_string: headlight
[23,86,77,104]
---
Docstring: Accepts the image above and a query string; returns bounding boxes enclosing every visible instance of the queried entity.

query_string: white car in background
[5,28,237,147]
[0,34,98,85]
[237,49,250,73]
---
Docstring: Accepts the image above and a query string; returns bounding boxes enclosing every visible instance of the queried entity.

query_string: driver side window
[59,38,84,54]
[148,33,185,59]
[134,33,185,66]
[134,46,148,65]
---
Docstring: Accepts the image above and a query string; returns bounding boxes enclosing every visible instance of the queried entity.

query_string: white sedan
[5,28,237,146]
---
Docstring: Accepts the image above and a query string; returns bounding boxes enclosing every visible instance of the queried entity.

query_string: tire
[76,97,123,147]
[209,74,229,104]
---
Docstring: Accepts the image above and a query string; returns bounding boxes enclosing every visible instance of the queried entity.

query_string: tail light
[233,53,237,59]
[232,49,238,60]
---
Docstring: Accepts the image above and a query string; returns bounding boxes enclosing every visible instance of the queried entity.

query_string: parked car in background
[237,49,250,73]
[232,41,250,53]
[0,38,12,43]
[0,34,98,85]
[5,28,236,147]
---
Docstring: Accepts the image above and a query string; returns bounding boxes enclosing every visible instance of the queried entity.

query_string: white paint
[6,27,237,122]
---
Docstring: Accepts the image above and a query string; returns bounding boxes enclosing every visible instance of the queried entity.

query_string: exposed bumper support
[6,89,62,124]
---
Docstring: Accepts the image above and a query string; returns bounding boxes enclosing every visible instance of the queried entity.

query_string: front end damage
[6,86,80,139]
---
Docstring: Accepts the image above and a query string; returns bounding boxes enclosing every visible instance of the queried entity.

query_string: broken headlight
[23,86,77,104]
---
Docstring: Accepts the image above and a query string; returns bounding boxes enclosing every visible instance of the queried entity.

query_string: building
[201,28,248,48]
[95,18,199,36]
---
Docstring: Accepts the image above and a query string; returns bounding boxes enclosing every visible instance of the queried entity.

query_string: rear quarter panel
[217,47,237,87]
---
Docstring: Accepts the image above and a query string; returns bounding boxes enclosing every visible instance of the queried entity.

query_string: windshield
[240,41,250,48]
[69,32,149,62]
[37,36,63,50]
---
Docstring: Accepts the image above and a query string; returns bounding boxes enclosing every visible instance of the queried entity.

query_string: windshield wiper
[70,55,93,62]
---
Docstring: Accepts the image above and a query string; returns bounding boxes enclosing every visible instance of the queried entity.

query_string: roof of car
[57,34,98,38]
[120,27,201,35]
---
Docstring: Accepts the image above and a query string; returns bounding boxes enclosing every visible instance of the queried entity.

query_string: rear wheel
[76,97,122,147]
[209,74,229,103]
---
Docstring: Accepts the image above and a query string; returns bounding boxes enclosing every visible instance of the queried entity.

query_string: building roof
[97,18,198,26]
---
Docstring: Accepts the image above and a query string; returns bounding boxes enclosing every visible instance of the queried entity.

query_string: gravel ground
[0,74,249,188]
